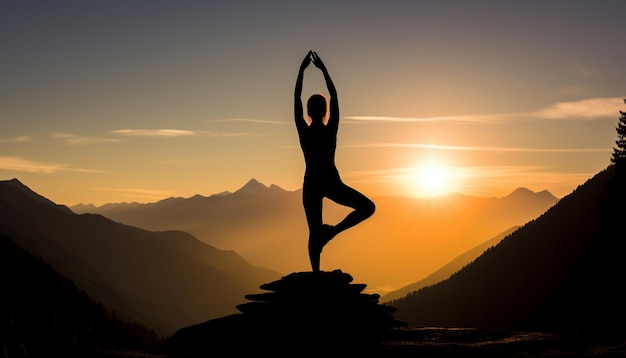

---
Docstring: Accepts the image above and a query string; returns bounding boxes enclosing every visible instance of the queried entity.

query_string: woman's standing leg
[302,184,325,272]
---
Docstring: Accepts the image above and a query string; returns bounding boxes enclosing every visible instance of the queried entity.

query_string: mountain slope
[390,165,625,338]
[0,234,160,356]
[381,226,520,303]
[72,178,299,255]
[72,179,559,294]
[0,178,281,336]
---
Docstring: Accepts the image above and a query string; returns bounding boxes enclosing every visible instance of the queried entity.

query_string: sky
[1,0,625,206]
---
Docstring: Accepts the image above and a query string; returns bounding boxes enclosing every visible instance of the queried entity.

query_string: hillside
[72,179,559,294]
[0,179,281,336]
[390,165,626,339]
[0,234,160,356]
[381,225,520,303]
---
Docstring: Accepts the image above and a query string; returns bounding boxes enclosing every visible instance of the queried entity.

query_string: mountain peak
[0,178,72,213]
[505,187,557,201]
[1,178,26,188]
[1,178,50,203]
[510,187,533,194]
[268,184,286,192]
[233,178,269,195]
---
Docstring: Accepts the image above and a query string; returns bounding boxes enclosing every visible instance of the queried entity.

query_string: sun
[413,164,451,196]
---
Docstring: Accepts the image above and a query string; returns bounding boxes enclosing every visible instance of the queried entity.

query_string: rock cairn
[168,269,405,355]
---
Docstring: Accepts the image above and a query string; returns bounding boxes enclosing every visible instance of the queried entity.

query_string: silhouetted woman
[294,51,375,272]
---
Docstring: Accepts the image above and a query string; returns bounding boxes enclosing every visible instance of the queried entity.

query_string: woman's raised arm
[294,51,313,129]
[311,52,339,129]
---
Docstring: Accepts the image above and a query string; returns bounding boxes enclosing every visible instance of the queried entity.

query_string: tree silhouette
[610,98,626,167]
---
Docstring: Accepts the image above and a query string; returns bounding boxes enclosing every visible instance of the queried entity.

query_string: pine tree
[610,98,626,166]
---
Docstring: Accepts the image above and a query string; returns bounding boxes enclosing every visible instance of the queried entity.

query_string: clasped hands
[300,50,326,71]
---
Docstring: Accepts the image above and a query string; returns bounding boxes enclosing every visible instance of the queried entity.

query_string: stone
[167,269,406,355]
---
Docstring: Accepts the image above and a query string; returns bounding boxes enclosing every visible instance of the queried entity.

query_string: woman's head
[307,94,327,124]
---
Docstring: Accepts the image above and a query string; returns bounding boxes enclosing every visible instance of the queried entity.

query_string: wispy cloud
[0,156,103,174]
[208,118,289,125]
[533,97,624,119]
[203,131,277,137]
[344,114,514,123]
[452,165,586,181]
[343,142,610,153]
[0,156,62,173]
[345,97,624,124]
[111,128,279,138]
[0,135,34,143]
[346,165,592,182]
[53,132,119,146]
[111,129,198,138]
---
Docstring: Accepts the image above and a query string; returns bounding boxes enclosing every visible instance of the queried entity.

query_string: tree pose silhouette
[294,51,375,272]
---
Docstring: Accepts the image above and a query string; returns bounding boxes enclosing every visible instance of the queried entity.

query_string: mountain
[72,178,559,294]
[380,226,520,303]
[0,234,160,356]
[232,177,272,195]
[0,178,281,336]
[389,165,626,339]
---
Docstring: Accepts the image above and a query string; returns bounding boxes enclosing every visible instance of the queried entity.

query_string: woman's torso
[299,124,338,180]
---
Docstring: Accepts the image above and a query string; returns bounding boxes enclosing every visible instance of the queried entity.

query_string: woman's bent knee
[363,199,375,218]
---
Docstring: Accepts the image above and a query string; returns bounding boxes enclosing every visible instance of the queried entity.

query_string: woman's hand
[300,50,313,71]
[311,51,326,71]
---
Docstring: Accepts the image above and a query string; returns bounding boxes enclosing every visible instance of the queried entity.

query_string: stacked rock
[168,269,405,356]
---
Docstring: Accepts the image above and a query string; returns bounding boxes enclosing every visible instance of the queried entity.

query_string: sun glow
[413,163,452,196]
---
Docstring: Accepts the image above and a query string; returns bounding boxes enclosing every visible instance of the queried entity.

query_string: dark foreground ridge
[167,269,405,355]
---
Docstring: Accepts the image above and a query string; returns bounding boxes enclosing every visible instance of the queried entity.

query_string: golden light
[413,163,452,196]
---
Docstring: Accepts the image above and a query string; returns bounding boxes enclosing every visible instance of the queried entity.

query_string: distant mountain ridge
[77,178,286,209]
[390,165,626,338]
[72,178,559,294]
[74,179,556,208]
[0,178,281,336]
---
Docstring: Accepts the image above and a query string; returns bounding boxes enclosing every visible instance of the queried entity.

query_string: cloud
[209,118,289,125]
[344,114,509,123]
[0,135,33,143]
[534,97,624,119]
[111,128,279,138]
[343,142,610,153]
[0,156,62,173]
[454,165,578,180]
[345,97,625,123]
[0,156,104,174]
[53,132,119,145]
[111,129,198,137]
[204,131,276,137]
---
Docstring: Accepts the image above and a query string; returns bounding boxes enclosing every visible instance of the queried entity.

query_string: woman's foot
[320,224,336,246]
[308,224,336,272]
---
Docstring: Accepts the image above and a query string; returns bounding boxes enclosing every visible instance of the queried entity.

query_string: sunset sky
[2,1,625,206]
